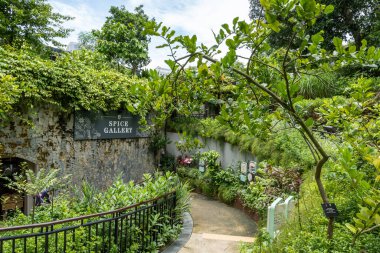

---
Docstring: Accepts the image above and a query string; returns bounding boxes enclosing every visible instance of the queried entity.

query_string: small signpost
[247,160,256,182]
[240,162,248,182]
[267,196,295,239]
[249,161,256,174]
[321,203,339,218]
[199,158,205,173]
[247,173,253,182]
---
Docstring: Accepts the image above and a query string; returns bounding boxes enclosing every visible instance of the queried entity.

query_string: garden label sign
[199,158,205,173]
[240,162,248,182]
[74,110,148,140]
[249,161,256,174]
[241,162,248,174]
[321,203,339,218]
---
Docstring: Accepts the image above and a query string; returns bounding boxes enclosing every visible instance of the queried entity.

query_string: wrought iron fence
[0,191,177,253]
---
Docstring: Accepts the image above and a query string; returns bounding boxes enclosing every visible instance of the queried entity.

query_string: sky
[48,0,250,69]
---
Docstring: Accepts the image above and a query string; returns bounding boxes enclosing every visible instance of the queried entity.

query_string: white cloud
[49,0,105,45]
[144,0,250,68]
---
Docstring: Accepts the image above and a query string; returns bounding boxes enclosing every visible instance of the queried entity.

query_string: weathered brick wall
[0,106,155,189]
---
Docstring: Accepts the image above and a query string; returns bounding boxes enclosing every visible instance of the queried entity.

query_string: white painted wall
[166,132,256,169]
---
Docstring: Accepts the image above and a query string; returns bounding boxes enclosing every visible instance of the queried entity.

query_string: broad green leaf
[305,118,314,128]
[269,20,281,33]
[324,5,334,14]
[348,45,356,53]
[156,43,168,49]
[300,0,316,13]
[226,39,236,49]
[222,23,231,34]
[126,105,135,113]
[373,157,380,170]
[345,223,358,234]
[260,0,271,10]
[333,37,344,54]
[164,59,176,70]
[311,32,324,45]
[265,12,277,24]
[198,63,209,76]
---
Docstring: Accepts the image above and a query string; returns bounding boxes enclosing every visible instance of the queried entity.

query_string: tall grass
[298,72,341,99]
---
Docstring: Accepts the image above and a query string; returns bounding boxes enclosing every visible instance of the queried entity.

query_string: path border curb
[161,212,193,253]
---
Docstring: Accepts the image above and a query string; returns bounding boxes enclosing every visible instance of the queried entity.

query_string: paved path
[178,193,257,253]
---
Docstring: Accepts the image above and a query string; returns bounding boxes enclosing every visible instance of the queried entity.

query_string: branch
[362,224,380,234]
[238,55,283,75]
[201,54,289,110]
[283,32,297,109]
[246,30,273,75]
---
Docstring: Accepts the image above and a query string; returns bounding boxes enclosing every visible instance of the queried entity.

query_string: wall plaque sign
[240,162,248,174]
[199,159,205,173]
[249,161,256,174]
[247,173,253,182]
[74,110,148,140]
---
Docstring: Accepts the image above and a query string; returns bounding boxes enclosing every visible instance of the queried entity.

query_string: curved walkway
[179,193,257,253]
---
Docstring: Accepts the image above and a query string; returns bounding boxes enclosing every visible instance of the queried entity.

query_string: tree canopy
[0,0,72,50]
[78,31,97,51]
[94,5,151,74]
[249,0,380,49]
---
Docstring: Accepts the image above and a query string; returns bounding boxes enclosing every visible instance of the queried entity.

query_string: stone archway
[0,157,36,218]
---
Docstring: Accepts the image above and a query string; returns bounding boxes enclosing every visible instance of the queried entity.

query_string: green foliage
[0,0,72,50]
[94,5,151,74]
[171,118,317,169]
[344,155,380,246]
[250,0,379,50]
[6,167,70,197]
[218,184,239,204]
[149,133,170,154]
[178,163,301,216]
[200,150,220,168]
[77,31,97,51]
[241,171,380,252]
[1,172,189,252]
[0,73,20,119]
[147,0,380,245]
[4,166,71,224]
[298,72,342,98]
[175,132,204,156]
[0,46,148,119]
[159,154,176,172]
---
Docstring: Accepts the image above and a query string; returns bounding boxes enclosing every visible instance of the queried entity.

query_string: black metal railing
[0,191,177,253]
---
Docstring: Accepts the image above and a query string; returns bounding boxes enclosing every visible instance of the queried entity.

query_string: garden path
[178,193,257,253]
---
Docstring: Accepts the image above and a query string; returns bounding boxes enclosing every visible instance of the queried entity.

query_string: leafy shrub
[240,178,273,216]
[218,184,238,205]
[0,47,146,115]
[0,172,190,253]
[213,168,240,186]
[199,179,216,197]
[160,154,176,172]
[175,132,204,156]
[241,170,380,253]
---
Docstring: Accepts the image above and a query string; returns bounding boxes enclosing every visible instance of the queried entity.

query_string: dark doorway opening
[1,157,35,219]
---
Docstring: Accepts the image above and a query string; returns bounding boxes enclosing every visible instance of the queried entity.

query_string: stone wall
[0,106,155,190]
